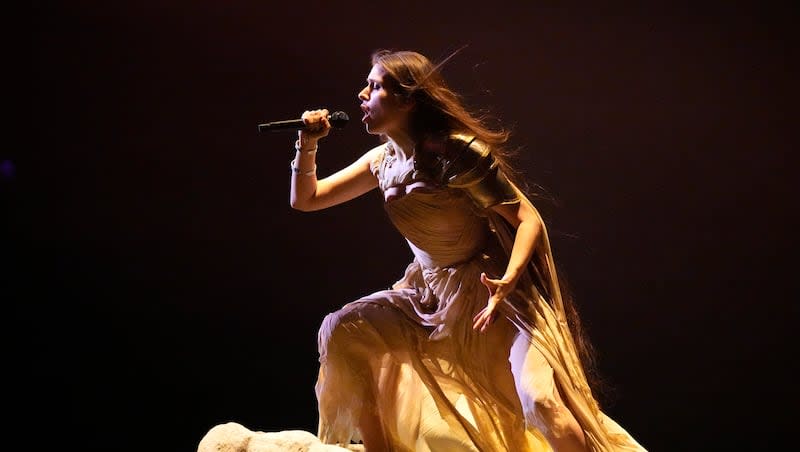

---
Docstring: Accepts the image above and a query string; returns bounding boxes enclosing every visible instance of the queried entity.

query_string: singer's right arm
[290,146,381,211]
[289,108,379,211]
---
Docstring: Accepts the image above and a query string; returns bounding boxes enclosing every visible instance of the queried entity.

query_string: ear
[399,95,416,112]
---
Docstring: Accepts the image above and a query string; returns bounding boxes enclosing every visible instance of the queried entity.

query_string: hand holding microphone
[293,109,332,152]
[300,109,333,143]
[257,109,349,133]
[258,108,350,153]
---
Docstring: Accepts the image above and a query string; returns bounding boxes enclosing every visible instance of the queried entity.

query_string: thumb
[480,272,493,293]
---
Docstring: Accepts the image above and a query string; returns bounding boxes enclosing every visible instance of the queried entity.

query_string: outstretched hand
[473,272,514,333]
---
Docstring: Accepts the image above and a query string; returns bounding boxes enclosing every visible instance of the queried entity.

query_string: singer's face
[358,64,410,136]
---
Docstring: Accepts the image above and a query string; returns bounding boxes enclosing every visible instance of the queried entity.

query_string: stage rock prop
[197,422,365,452]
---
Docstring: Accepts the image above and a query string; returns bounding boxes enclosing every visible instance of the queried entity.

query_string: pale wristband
[290,159,316,176]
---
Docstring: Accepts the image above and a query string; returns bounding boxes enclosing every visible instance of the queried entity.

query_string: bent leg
[510,333,588,452]
[317,296,417,451]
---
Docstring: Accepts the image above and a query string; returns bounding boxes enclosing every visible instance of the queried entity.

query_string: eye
[369,81,382,90]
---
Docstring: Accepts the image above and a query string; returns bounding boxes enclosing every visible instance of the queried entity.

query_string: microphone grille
[329,111,349,129]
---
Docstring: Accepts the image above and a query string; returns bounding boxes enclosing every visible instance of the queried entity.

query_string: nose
[358,85,369,101]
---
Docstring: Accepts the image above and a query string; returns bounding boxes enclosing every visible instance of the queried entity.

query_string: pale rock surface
[197,422,365,452]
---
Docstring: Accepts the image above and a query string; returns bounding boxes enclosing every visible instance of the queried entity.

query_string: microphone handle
[257,111,349,133]
[258,118,305,132]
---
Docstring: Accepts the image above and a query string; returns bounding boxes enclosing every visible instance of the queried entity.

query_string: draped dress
[315,138,646,452]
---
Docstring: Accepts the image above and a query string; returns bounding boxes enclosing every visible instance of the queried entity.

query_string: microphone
[257,111,349,133]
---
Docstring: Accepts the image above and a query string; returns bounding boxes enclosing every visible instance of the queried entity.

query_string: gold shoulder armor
[441,134,519,209]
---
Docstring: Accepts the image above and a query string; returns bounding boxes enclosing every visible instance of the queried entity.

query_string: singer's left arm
[473,199,542,332]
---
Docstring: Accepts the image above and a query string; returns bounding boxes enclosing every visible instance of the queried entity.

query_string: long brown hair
[370,49,528,191]
[371,48,609,405]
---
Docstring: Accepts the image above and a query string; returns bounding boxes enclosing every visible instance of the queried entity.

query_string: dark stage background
[16,2,796,451]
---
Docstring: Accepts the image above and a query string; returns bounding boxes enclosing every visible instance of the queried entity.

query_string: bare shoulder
[362,142,388,160]
[356,142,389,172]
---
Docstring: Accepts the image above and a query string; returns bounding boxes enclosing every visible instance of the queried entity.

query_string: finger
[302,112,318,130]
[472,311,482,328]
[472,310,486,330]
[478,314,490,332]
[473,310,495,332]
[480,272,494,294]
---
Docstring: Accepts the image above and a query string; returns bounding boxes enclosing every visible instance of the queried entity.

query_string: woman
[289,49,645,452]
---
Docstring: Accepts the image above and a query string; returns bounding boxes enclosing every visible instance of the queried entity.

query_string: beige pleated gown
[316,138,646,452]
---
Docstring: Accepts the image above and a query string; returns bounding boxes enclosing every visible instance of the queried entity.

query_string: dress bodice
[371,144,490,269]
